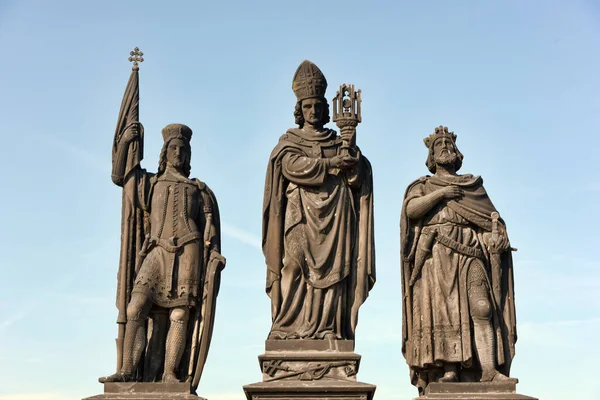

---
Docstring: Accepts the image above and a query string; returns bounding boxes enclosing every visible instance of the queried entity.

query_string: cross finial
[128,47,144,71]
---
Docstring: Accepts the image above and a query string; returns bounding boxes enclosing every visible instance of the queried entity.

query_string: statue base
[244,339,376,400]
[259,340,361,382]
[243,380,376,400]
[417,382,537,400]
[83,382,204,400]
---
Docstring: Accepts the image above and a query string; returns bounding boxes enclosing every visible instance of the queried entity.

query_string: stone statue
[245,59,376,400]
[400,126,518,395]
[98,49,225,391]
[262,60,375,341]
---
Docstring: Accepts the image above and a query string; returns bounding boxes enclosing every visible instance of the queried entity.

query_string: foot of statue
[163,372,180,383]
[481,369,511,382]
[438,363,458,383]
[438,371,458,382]
[98,372,134,383]
[267,331,286,340]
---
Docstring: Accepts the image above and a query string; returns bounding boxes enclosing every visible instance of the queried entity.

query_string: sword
[490,212,502,310]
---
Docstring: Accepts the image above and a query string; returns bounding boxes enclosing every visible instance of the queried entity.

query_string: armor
[133,171,209,308]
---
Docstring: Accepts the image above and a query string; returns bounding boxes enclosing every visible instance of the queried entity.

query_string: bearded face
[166,138,188,169]
[432,136,458,166]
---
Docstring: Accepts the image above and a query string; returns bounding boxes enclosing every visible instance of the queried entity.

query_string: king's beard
[434,152,457,166]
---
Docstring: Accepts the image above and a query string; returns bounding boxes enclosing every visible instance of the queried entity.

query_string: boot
[438,363,458,382]
[99,319,145,383]
[473,320,510,382]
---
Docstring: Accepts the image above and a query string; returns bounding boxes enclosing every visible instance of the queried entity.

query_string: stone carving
[97,48,225,391]
[263,360,356,382]
[400,126,519,394]
[245,60,376,400]
[262,60,375,341]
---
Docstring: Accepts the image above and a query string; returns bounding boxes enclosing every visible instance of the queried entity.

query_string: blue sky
[0,1,599,399]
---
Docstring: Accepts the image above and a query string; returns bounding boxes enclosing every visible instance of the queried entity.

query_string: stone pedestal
[244,380,376,400]
[417,382,537,400]
[244,340,376,400]
[84,382,204,400]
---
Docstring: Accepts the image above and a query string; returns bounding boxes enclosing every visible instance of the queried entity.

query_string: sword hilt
[491,211,499,243]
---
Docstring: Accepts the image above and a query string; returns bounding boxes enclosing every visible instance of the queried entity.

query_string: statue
[400,126,518,395]
[245,59,376,400]
[262,60,375,341]
[98,48,225,391]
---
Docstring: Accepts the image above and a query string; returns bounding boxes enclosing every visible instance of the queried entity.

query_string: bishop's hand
[330,154,359,171]
[340,130,355,145]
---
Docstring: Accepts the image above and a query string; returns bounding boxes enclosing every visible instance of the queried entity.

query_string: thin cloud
[0,304,37,331]
[0,314,26,330]
[518,317,600,349]
[222,222,262,251]
[34,134,110,174]
[0,236,116,333]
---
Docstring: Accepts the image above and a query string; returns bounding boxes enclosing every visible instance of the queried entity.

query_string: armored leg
[163,307,190,383]
[99,293,152,383]
[467,262,509,382]
[144,309,169,382]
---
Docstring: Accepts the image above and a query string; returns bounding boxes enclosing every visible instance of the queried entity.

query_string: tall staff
[111,47,144,373]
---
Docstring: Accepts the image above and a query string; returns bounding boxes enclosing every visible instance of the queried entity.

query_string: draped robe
[400,174,516,385]
[263,128,375,340]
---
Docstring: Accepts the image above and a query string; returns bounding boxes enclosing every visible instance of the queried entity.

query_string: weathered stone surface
[400,126,524,395]
[262,60,375,342]
[265,339,354,352]
[259,351,361,382]
[244,60,376,400]
[244,380,375,400]
[417,382,537,400]
[83,382,204,400]
[92,48,225,393]
[261,340,360,382]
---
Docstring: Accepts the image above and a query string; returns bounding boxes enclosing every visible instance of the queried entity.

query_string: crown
[162,123,192,143]
[292,60,327,101]
[423,125,456,148]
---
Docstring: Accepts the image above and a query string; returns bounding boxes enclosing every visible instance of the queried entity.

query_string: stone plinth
[84,382,204,400]
[260,340,360,382]
[417,382,537,400]
[244,339,376,400]
[244,380,376,400]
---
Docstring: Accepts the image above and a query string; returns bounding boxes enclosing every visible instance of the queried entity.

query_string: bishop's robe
[262,128,375,340]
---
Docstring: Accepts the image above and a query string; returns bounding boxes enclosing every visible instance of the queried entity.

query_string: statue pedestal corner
[244,339,376,400]
[417,382,537,400]
[83,382,205,400]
